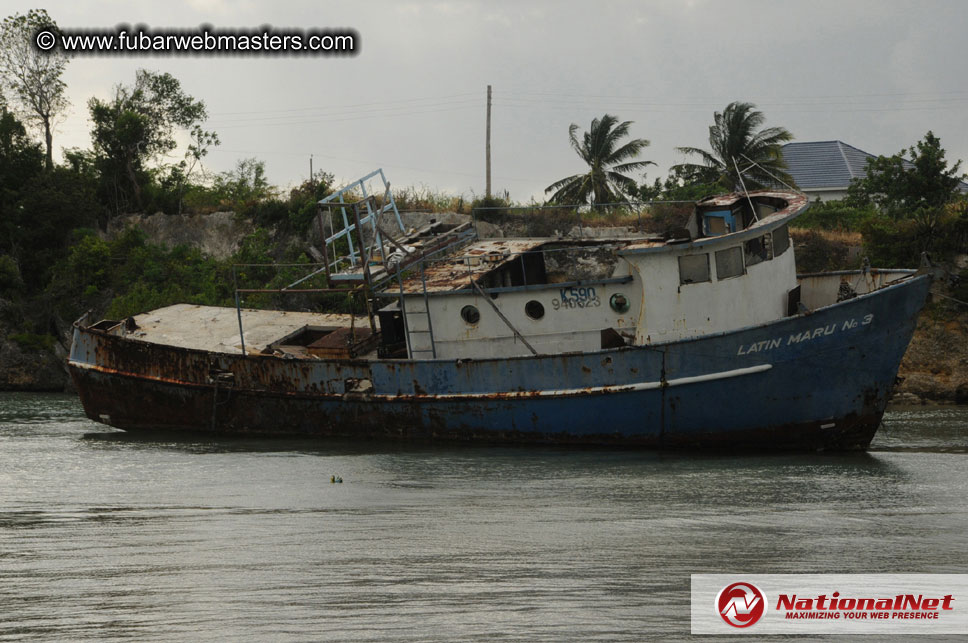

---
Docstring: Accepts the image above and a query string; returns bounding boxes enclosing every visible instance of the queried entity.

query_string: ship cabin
[376,191,810,360]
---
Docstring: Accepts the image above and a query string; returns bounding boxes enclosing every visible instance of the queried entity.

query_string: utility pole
[485,84,492,199]
[309,154,314,190]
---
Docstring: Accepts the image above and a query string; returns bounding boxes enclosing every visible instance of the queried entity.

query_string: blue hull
[68,275,932,450]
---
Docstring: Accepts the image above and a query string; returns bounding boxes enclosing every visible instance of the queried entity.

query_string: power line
[193,88,968,132]
[492,99,968,115]
[207,148,543,184]
[207,98,481,124]
[208,92,480,117]
[207,104,480,129]
[500,87,968,102]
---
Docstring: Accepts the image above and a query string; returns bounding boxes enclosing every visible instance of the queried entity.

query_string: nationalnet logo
[776,590,954,620]
[692,574,968,634]
[717,582,766,627]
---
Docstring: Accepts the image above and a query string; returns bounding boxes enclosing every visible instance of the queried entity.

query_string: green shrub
[791,229,853,273]
[394,185,464,212]
[795,200,877,231]
[0,254,23,294]
[246,198,290,228]
[289,200,318,232]
[861,209,968,268]
[9,332,55,352]
[65,234,112,290]
[471,194,510,212]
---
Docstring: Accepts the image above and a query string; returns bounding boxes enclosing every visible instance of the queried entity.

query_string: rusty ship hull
[68,274,931,450]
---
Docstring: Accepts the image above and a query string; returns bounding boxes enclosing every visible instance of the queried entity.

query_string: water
[1,393,966,641]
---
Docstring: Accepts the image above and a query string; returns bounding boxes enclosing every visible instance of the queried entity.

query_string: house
[780,141,878,202]
[780,140,968,203]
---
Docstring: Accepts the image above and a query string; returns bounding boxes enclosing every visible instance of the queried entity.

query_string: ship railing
[230,261,375,357]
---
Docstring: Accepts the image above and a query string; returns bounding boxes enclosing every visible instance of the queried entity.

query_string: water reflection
[1,394,966,641]
[873,404,968,453]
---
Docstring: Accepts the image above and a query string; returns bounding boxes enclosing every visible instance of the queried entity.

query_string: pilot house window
[715,246,745,280]
[744,235,773,267]
[678,254,710,285]
[772,224,791,257]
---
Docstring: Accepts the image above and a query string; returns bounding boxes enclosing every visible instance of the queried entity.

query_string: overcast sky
[6,0,967,202]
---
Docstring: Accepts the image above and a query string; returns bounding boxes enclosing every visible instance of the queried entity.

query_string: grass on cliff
[8,333,56,352]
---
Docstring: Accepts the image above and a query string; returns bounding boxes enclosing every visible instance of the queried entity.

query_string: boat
[68,170,932,449]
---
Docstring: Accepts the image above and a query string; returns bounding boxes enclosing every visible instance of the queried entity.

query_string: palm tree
[545,114,653,207]
[674,102,794,191]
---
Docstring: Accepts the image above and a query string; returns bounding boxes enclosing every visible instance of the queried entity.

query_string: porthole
[460,305,480,325]
[610,293,630,313]
[525,300,545,320]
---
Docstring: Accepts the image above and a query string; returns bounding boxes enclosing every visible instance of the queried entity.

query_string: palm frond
[545,113,651,207]
[677,102,793,190]
[607,138,651,165]
[611,160,655,174]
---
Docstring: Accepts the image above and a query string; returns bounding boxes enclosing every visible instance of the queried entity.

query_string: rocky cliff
[106,211,253,260]
[894,305,968,404]
[0,334,70,391]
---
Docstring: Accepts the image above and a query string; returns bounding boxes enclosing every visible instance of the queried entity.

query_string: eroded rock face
[108,211,253,260]
[0,337,68,391]
[893,312,968,405]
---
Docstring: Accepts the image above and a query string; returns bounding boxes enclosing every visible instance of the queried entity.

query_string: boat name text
[736,314,873,355]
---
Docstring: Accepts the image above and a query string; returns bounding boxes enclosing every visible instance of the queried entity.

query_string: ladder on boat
[397,264,437,359]
[312,168,483,361]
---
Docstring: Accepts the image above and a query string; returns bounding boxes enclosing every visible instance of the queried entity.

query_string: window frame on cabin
[744,234,773,268]
[715,246,746,280]
[772,224,791,257]
[678,254,711,285]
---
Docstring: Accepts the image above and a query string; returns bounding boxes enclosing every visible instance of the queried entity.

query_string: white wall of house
[803,188,849,203]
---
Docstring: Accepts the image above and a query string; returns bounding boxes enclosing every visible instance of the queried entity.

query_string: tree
[213,157,275,207]
[636,166,724,203]
[88,69,217,214]
[0,109,44,261]
[0,108,44,197]
[0,9,69,170]
[544,114,653,207]
[0,109,101,292]
[850,133,967,264]
[847,131,964,219]
[175,124,220,213]
[674,101,793,191]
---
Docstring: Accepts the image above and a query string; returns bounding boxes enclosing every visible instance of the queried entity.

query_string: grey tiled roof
[780,141,876,190]
[781,140,968,193]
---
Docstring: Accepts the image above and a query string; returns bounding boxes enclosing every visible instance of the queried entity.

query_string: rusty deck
[123,304,371,356]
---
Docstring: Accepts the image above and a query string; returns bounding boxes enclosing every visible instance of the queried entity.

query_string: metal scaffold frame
[318,168,405,272]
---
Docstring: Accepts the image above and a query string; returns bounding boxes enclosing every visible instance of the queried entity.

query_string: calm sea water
[1,393,966,641]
